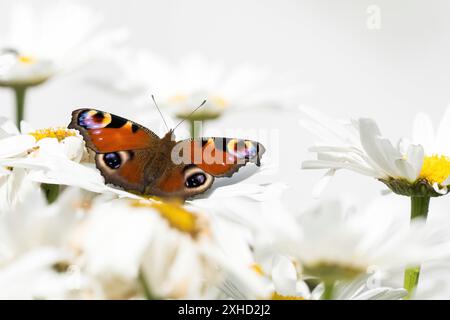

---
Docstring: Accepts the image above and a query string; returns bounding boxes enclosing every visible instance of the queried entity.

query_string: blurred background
[1,0,450,211]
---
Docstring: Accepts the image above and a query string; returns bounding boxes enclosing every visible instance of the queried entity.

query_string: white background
[1,0,450,212]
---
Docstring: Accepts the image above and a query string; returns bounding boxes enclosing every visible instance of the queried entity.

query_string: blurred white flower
[300,106,450,197]
[0,49,53,87]
[79,198,222,299]
[215,224,407,301]
[210,214,272,300]
[106,50,301,120]
[257,197,450,285]
[270,256,407,300]
[328,276,407,300]
[0,1,127,87]
[0,188,92,299]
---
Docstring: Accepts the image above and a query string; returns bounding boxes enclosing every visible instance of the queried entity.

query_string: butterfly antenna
[173,99,207,132]
[151,95,170,131]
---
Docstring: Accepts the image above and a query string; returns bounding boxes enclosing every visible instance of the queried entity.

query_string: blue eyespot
[104,152,121,169]
[185,173,206,188]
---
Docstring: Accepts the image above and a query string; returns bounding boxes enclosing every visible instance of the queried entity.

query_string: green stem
[404,266,421,300]
[138,270,155,300]
[322,282,335,300]
[189,119,195,139]
[13,86,27,129]
[410,196,430,220]
[188,119,203,139]
[41,183,60,204]
[403,196,430,299]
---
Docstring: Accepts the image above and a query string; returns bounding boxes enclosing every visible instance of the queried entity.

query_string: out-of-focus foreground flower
[0,189,229,299]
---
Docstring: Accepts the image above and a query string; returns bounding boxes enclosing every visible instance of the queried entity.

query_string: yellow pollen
[29,128,77,142]
[271,292,305,300]
[131,199,200,237]
[419,155,450,185]
[18,55,35,64]
[250,263,265,276]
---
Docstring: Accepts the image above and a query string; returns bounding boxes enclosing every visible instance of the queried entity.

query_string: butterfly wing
[172,137,265,177]
[69,109,161,193]
[68,109,160,153]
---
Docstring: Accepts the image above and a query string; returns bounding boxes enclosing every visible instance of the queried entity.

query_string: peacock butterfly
[68,108,265,199]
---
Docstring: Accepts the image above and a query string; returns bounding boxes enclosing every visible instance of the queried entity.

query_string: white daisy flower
[300,106,450,198]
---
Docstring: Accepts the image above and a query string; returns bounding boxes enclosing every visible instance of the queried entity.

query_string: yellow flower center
[271,292,305,300]
[131,199,201,237]
[210,96,228,109]
[29,128,77,142]
[419,155,450,185]
[18,55,35,64]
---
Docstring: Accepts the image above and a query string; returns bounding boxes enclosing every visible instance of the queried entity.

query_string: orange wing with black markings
[149,164,215,198]
[68,109,160,153]
[172,137,266,177]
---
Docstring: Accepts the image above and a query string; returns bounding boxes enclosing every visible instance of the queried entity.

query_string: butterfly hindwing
[69,109,160,153]
[147,164,215,198]
[95,149,155,193]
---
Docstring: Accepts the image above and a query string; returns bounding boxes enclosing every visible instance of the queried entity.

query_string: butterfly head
[162,129,176,142]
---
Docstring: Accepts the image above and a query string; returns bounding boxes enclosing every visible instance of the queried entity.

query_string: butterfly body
[69,109,265,199]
